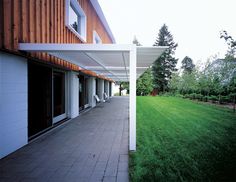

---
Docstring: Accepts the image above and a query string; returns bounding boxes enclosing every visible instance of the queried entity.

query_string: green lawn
[130,96,236,182]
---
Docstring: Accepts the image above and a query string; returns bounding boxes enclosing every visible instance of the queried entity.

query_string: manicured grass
[130,96,236,182]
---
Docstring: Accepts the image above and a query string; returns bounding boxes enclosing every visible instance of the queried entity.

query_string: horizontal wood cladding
[0,0,113,73]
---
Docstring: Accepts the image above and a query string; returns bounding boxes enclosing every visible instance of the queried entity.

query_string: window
[66,0,87,42]
[93,31,102,44]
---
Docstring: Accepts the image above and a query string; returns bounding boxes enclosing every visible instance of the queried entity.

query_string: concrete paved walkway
[0,96,129,182]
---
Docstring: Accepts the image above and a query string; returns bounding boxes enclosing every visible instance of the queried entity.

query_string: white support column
[107,81,110,99]
[129,46,136,151]
[98,79,104,102]
[68,71,79,118]
[112,82,115,96]
[88,77,96,108]
[104,80,109,99]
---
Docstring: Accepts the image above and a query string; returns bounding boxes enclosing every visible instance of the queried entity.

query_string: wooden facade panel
[1,0,113,73]
[0,0,3,48]
[12,0,19,50]
[3,0,12,50]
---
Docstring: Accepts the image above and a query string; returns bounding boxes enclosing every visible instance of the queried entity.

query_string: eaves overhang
[89,0,116,43]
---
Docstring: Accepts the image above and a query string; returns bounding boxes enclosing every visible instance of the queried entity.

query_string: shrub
[219,96,230,104]
[229,93,236,103]
[203,96,208,102]
[209,95,218,103]
[189,93,196,100]
[195,94,203,101]
[183,94,190,99]
[175,94,184,98]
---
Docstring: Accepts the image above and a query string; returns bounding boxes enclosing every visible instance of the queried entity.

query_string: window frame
[65,0,87,42]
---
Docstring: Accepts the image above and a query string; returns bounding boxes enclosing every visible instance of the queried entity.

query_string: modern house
[0,0,166,159]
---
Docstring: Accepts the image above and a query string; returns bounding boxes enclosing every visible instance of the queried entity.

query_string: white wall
[68,71,79,118]
[0,52,28,159]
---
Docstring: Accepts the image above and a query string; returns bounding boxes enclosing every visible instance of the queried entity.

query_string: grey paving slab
[0,96,129,182]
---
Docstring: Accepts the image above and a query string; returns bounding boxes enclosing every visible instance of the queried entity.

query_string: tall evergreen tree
[181,56,195,73]
[152,24,178,92]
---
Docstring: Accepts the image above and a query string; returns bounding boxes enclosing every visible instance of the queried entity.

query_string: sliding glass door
[53,71,66,123]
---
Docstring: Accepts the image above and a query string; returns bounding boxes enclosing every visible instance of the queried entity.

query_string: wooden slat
[41,0,46,60]
[3,0,12,49]
[54,0,57,60]
[55,0,58,43]
[45,0,50,60]
[58,0,61,43]
[41,0,45,43]
[50,0,54,43]
[35,0,40,59]
[46,0,50,43]
[12,0,19,50]
[61,0,64,43]
[29,0,35,43]
[0,0,3,48]
[21,0,28,43]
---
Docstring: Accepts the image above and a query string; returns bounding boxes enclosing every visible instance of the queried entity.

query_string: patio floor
[0,96,129,182]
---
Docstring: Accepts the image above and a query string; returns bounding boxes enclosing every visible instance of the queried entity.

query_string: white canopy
[19,44,166,82]
[19,43,166,151]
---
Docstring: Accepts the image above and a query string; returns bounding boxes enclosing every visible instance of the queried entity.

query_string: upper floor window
[66,0,87,42]
[93,31,102,44]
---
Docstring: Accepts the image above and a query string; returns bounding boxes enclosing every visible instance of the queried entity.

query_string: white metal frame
[19,43,166,151]
[65,0,87,42]
[129,45,136,151]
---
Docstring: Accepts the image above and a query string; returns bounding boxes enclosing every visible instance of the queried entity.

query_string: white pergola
[19,43,166,151]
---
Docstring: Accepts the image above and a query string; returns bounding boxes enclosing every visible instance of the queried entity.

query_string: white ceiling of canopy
[19,43,166,82]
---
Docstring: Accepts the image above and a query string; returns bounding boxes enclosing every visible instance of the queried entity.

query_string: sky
[98,0,236,67]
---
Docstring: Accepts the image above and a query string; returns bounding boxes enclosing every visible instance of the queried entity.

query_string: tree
[168,71,181,93]
[220,30,236,58]
[152,24,178,93]
[133,36,142,46]
[136,68,153,96]
[181,56,195,73]
[220,31,236,111]
[120,82,129,95]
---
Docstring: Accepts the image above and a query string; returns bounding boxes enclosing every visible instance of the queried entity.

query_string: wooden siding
[0,0,113,75]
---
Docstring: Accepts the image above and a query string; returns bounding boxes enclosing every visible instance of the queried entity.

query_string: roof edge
[90,0,116,43]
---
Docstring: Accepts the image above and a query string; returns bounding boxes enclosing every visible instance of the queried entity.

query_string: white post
[129,45,136,151]
[104,80,109,99]
[112,82,115,96]
[68,71,79,118]
[88,77,96,108]
[107,81,110,99]
[98,79,104,102]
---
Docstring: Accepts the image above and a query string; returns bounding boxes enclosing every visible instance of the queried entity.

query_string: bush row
[182,93,235,104]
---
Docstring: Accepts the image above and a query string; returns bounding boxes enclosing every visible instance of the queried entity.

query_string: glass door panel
[53,71,66,123]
